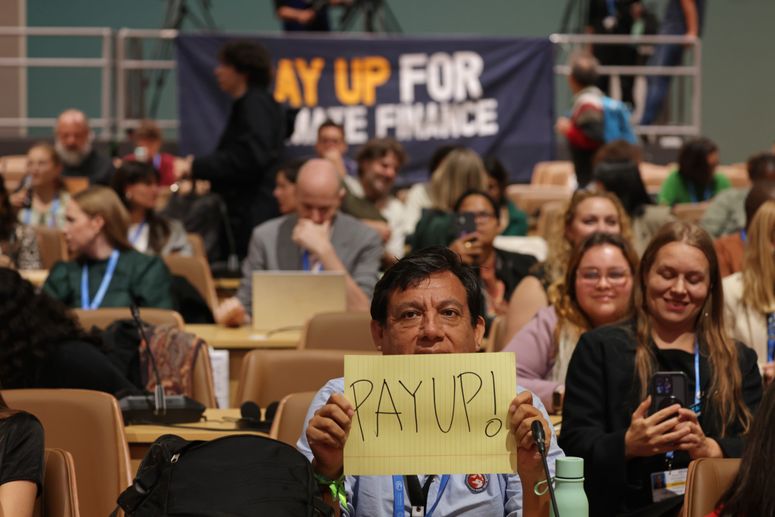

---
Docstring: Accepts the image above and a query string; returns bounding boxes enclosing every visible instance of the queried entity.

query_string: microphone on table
[118,302,206,425]
[532,419,560,517]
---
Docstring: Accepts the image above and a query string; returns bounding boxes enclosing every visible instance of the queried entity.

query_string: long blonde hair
[73,186,132,251]
[742,200,775,314]
[633,221,751,435]
[545,190,633,290]
[428,148,487,211]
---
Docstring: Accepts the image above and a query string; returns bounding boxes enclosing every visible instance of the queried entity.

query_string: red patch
[465,474,488,493]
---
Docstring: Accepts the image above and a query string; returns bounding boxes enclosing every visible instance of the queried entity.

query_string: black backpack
[112,434,334,517]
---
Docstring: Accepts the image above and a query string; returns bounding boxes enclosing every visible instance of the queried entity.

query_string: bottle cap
[555,456,584,479]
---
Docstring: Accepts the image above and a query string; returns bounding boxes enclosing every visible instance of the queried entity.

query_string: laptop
[251,271,346,332]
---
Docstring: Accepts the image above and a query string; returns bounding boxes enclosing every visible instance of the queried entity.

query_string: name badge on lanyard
[81,250,120,310]
[652,340,702,503]
[392,475,450,517]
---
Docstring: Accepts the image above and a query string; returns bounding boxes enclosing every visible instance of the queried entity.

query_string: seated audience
[273,158,305,215]
[559,221,762,516]
[216,159,382,326]
[503,233,637,411]
[723,198,775,383]
[700,151,775,238]
[410,147,488,250]
[709,382,775,517]
[55,109,114,186]
[123,119,176,186]
[315,119,357,179]
[592,140,674,255]
[10,143,70,229]
[341,137,408,261]
[298,247,563,516]
[658,137,730,206]
[483,155,528,236]
[42,186,174,309]
[714,179,775,278]
[0,392,43,517]
[111,161,192,256]
[448,190,537,319]
[504,190,632,342]
[0,180,40,270]
[0,268,138,394]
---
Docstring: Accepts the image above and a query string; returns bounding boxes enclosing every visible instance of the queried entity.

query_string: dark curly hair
[0,268,96,388]
[218,40,272,89]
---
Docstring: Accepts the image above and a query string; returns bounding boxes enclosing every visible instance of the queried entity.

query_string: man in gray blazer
[216,158,383,326]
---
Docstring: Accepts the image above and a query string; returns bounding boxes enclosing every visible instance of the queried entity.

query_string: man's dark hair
[276,157,307,184]
[355,137,407,174]
[370,246,484,327]
[453,189,499,216]
[317,119,344,137]
[745,179,775,228]
[482,155,508,204]
[747,152,775,181]
[569,52,599,88]
[218,40,272,88]
[677,136,718,185]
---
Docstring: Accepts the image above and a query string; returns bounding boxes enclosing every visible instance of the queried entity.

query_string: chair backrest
[270,391,317,447]
[0,154,27,191]
[484,315,507,353]
[717,164,750,188]
[672,201,710,223]
[191,345,218,408]
[300,311,374,351]
[62,177,89,195]
[235,349,378,407]
[684,458,740,517]
[3,389,131,517]
[531,161,575,187]
[640,162,674,194]
[35,227,68,270]
[72,307,185,331]
[163,254,218,315]
[505,185,573,217]
[186,232,208,261]
[35,448,80,517]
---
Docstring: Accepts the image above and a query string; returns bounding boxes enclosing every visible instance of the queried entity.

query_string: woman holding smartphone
[559,221,762,516]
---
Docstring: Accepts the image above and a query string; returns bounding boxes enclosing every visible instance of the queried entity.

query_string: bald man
[216,159,383,326]
[54,109,114,185]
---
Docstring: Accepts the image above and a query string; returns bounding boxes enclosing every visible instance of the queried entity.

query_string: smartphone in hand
[649,371,689,415]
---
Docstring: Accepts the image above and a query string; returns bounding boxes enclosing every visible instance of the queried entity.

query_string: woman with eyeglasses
[559,221,762,517]
[448,190,537,319]
[503,232,637,412]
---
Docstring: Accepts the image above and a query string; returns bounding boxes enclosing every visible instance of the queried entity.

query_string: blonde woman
[42,186,173,309]
[503,189,633,341]
[408,147,488,250]
[560,221,762,516]
[724,196,775,384]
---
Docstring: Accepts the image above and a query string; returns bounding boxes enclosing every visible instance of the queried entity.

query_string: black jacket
[558,323,762,517]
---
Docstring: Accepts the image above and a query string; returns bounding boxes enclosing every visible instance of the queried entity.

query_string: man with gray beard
[55,109,114,186]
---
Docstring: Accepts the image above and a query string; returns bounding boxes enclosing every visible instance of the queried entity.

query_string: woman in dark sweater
[0,392,43,517]
[559,221,762,517]
[1,268,137,395]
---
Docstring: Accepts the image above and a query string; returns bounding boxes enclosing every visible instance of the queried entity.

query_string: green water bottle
[551,456,588,517]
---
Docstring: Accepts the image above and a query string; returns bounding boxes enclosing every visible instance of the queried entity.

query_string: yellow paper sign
[343,352,517,476]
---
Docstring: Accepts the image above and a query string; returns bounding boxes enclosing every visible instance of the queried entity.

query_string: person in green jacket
[658,137,731,206]
[43,186,173,309]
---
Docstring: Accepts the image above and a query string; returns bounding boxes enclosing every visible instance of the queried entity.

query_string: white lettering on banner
[375,99,499,140]
[290,106,369,145]
[399,51,484,103]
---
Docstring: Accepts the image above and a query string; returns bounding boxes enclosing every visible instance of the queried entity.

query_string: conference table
[124,408,269,473]
[184,324,301,406]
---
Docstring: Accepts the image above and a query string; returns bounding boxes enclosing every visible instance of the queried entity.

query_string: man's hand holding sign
[303,247,559,516]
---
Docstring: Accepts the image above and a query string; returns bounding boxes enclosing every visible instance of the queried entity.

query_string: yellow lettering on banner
[295,58,324,107]
[273,58,302,108]
[361,56,390,106]
[334,57,391,106]
[343,352,517,476]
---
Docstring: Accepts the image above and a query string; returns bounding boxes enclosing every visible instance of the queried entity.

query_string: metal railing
[0,26,112,138]
[550,33,702,136]
[115,28,179,137]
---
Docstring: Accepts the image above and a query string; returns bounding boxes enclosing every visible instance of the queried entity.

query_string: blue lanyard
[80,250,120,310]
[302,250,311,272]
[767,313,775,363]
[129,220,147,246]
[152,153,162,171]
[688,183,712,203]
[392,475,450,517]
[665,340,702,463]
[740,229,747,243]
[23,197,60,227]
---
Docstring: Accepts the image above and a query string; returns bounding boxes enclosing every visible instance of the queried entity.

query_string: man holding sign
[297,247,563,516]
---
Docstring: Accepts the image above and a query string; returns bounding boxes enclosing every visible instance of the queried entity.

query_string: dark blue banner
[176,33,555,184]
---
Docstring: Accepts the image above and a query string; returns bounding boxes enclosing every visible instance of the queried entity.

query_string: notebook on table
[251,271,347,332]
